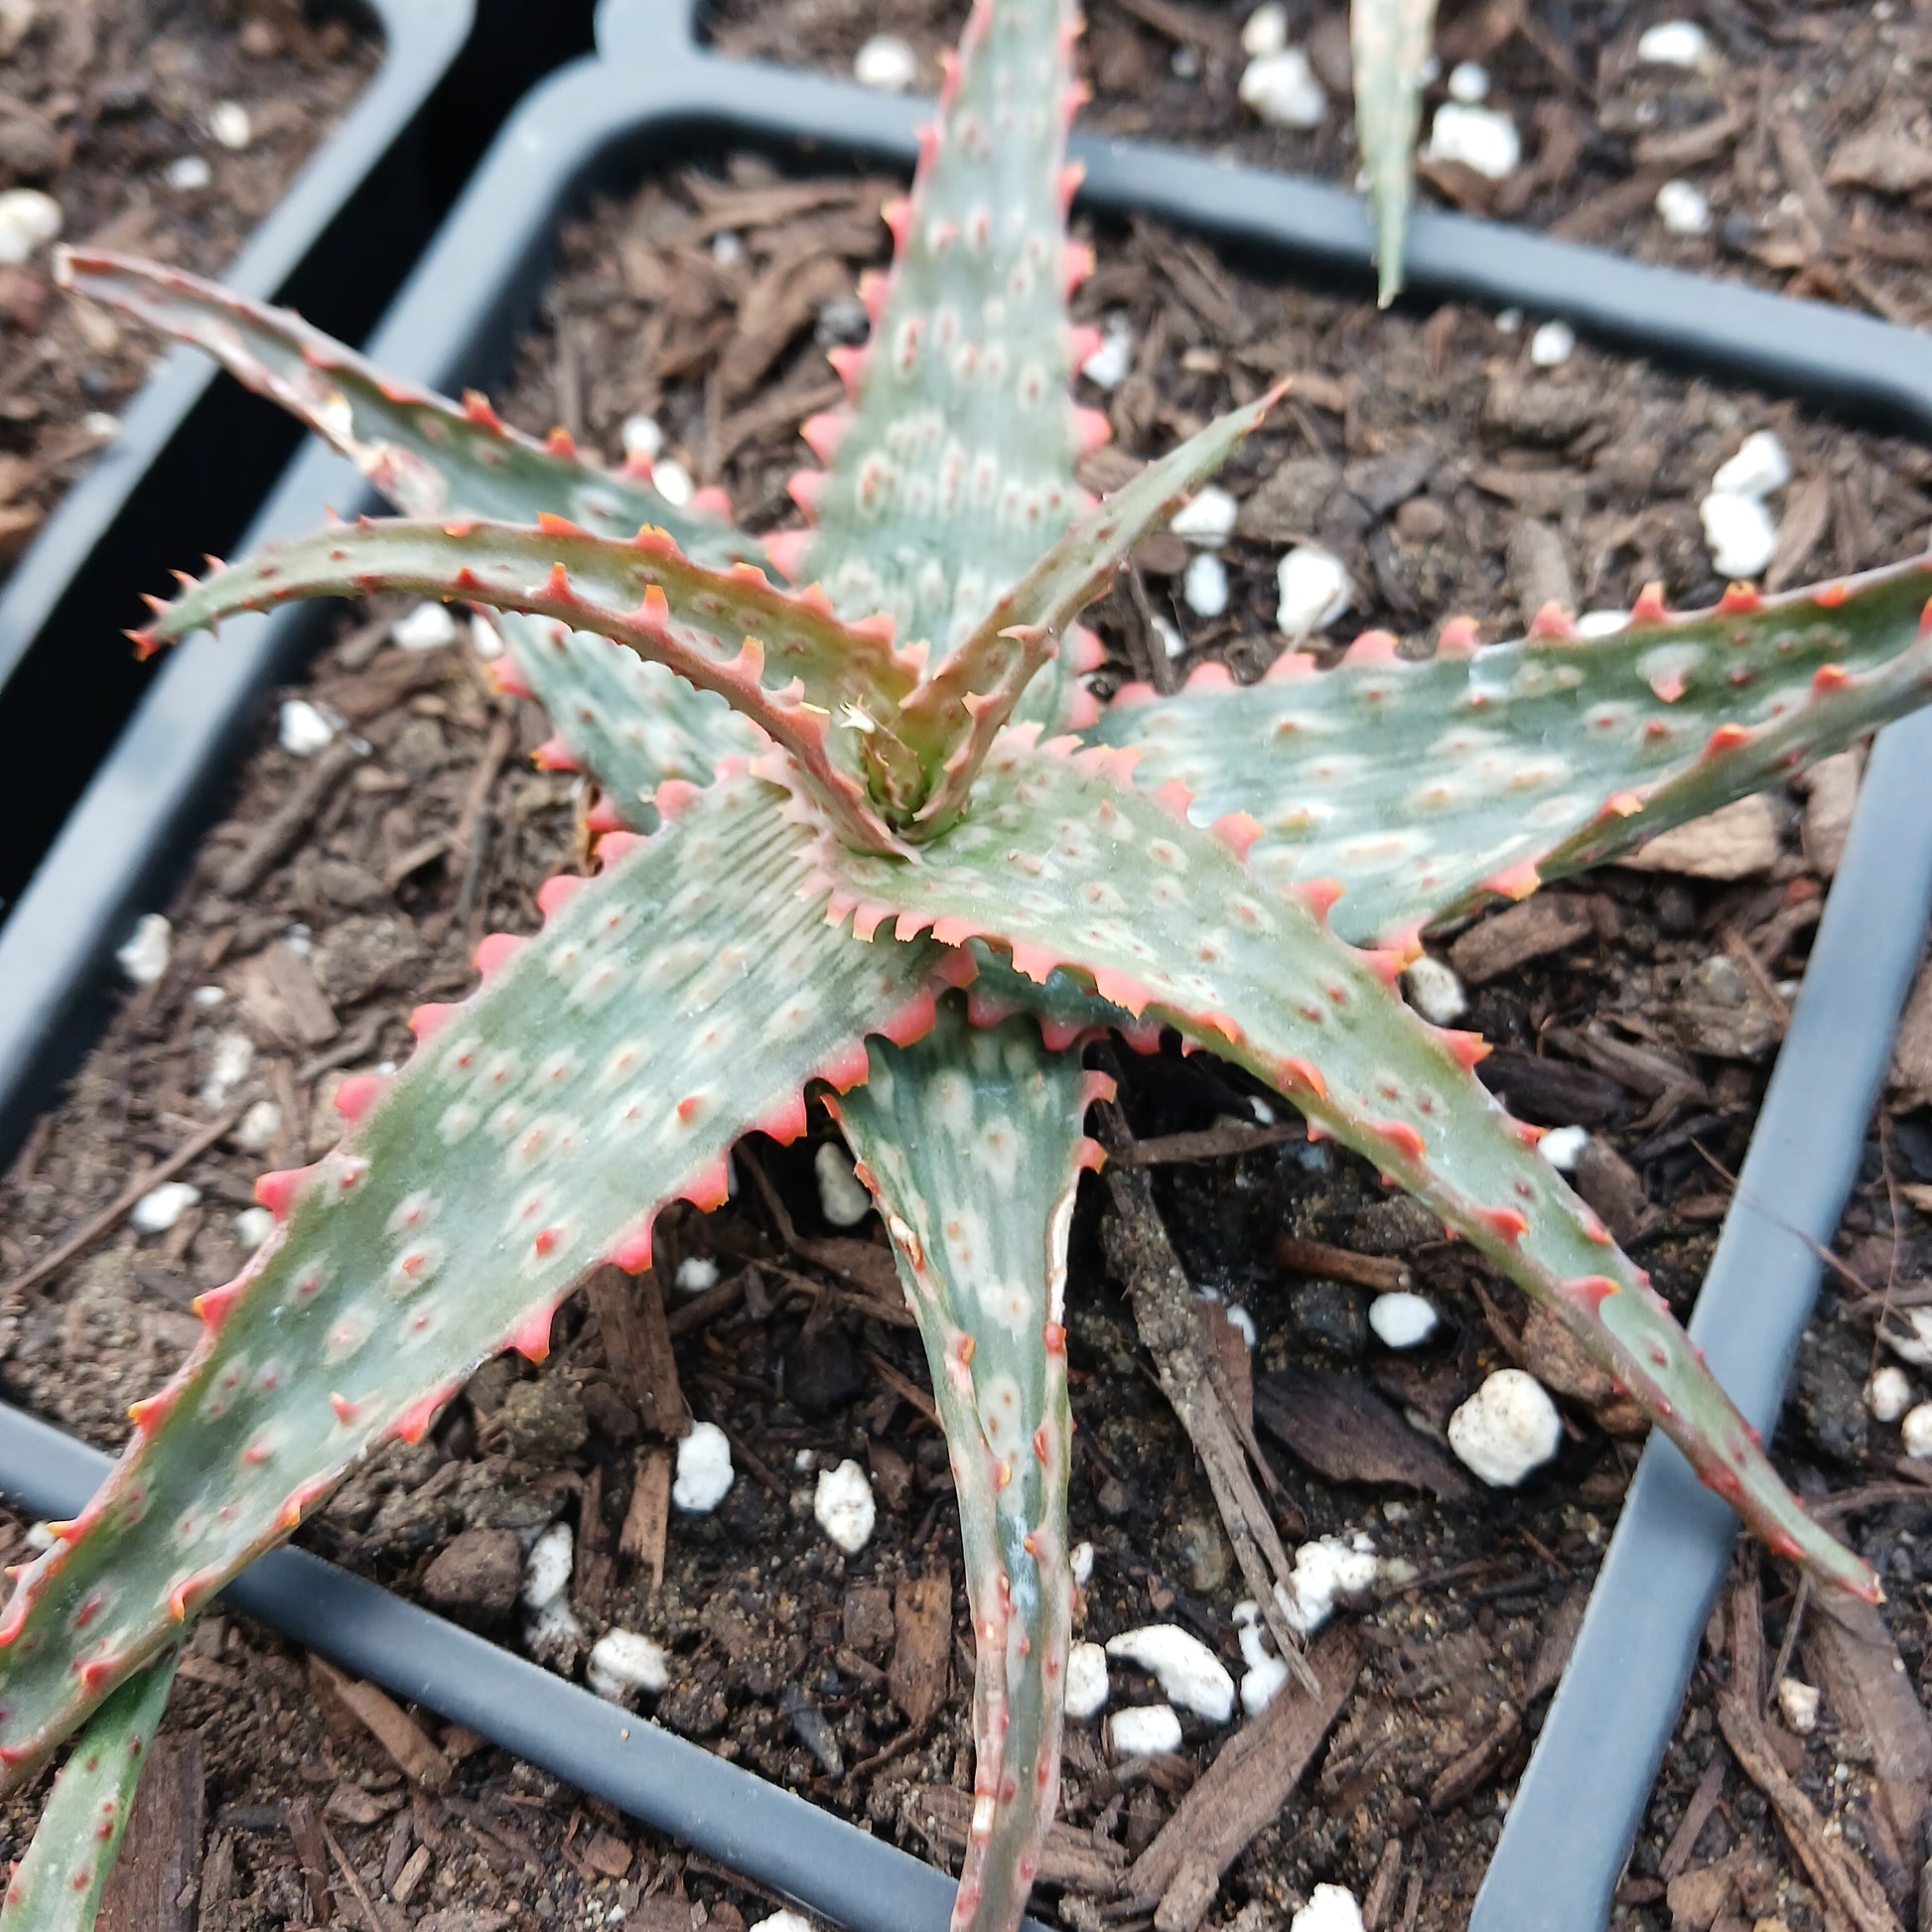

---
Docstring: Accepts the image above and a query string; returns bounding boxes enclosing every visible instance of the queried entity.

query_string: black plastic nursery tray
[0,10,1929,1930]
[0,0,615,923]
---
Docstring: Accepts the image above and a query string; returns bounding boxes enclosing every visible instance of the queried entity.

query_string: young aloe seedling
[5,2,1930,1925]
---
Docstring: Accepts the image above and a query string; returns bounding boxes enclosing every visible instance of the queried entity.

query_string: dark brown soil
[1,143,1930,1932]
[705,0,1932,322]
[0,0,379,572]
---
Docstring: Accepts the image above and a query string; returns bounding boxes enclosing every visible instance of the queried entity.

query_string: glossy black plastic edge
[0,0,480,899]
[0,1402,1037,1932]
[0,24,1927,1932]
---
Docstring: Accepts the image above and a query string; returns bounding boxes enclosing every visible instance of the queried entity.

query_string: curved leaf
[1352,0,1438,305]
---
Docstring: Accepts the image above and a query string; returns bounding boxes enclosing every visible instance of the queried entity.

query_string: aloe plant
[4,1,1927,1924]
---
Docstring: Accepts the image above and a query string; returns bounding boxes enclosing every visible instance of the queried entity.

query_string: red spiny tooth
[882,196,913,247]
[486,656,532,699]
[1602,789,1644,818]
[545,426,578,458]
[1062,240,1096,294]
[654,777,701,820]
[473,930,526,977]
[786,469,826,517]
[938,48,960,99]
[126,1393,170,1432]
[755,1090,809,1146]
[461,391,505,430]
[508,1302,556,1362]
[1008,941,1060,984]
[1440,1029,1491,1071]
[254,1165,316,1217]
[932,948,977,991]
[585,794,627,836]
[1438,616,1480,656]
[1918,596,1932,638]
[1293,877,1345,922]
[681,1156,733,1211]
[1184,660,1235,692]
[0,1593,30,1648]
[1815,580,1847,608]
[857,269,890,322]
[801,412,846,463]
[1210,811,1263,859]
[408,1002,457,1039]
[1039,1019,1082,1051]
[76,1657,119,1694]
[1070,404,1111,455]
[1568,1275,1619,1314]
[607,1221,654,1273]
[1704,722,1749,756]
[532,734,579,771]
[1630,582,1669,623]
[1343,628,1402,666]
[277,1474,335,1530]
[534,511,586,537]
[332,1072,387,1123]
[329,1392,357,1424]
[764,529,813,584]
[880,987,938,1047]
[193,1279,242,1332]
[915,122,941,171]
[1152,777,1193,819]
[1056,161,1084,212]
[818,1040,872,1093]
[1511,1120,1547,1148]
[390,1385,455,1446]
[691,485,734,518]
[828,345,866,397]
[1374,1120,1427,1162]
[1277,1056,1327,1101]
[1527,602,1576,640]
[1476,1205,1530,1243]
[1718,582,1760,613]
[1810,662,1851,696]
[1481,858,1541,901]
[596,830,643,867]
[1360,948,1405,988]
[1077,1137,1107,1172]
[1263,649,1316,682]
[536,872,587,919]
[1068,323,1103,365]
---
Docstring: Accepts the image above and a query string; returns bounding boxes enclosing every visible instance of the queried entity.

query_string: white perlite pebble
[166,156,212,192]
[200,1032,255,1108]
[116,912,173,986]
[207,101,252,150]
[1904,1403,1932,1460]
[854,34,918,91]
[711,231,744,268]
[1227,1306,1256,1347]
[1154,616,1185,660]
[1280,1534,1380,1635]
[1577,609,1630,636]
[1537,1124,1589,1172]
[193,984,226,1008]
[1424,103,1520,181]
[131,1181,202,1235]
[1107,1705,1182,1759]
[814,1459,877,1554]
[1699,491,1777,579]
[1529,320,1575,367]
[1656,179,1712,236]
[1402,954,1466,1026]
[393,602,458,650]
[232,1205,275,1248]
[587,1629,670,1703]
[675,1255,720,1294]
[1070,1540,1094,1586]
[278,698,337,756]
[1637,20,1712,69]
[82,410,120,440]
[815,1142,872,1226]
[0,189,62,264]
[1449,1369,1563,1486]
[1867,1366,1913,1424]
[1776,1677,1820,1734]
[1241,2,1287,58]
[1182,553,1229,619]
[1065,1642,1110,1719]
[522,1522,574,1610]
[621,413,665,461]
[1233,1601,1290,1715]
[1170,485,1238,547]
[1106,1625,1235,1724]
[1276,545,1350,638]
[1447,61,1489,103]
[673,1422,735,1511]
[1712,430,1791,501]
[1368,1292,1439,1351]
[1292,1884,1367,1932]
[751,1914,813,1932]
[1238,50,1327,130]
[1883,1308,1932,1366]
[653,458,694,507]
[469,613,504,660]
[233,1098,282,1153]
[1080,320,1134,390]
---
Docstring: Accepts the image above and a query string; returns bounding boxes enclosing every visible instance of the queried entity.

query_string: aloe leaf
[831,1000,1102,1932]
[0,772,948,1786]
[1092,562,1932,950]
[781,0,1100,737]
[897,387,1285,833]
[0,1649,177,1931]
[138,515,926,854]
[57,249,747,565]
[1352,0,1439,306]
[789,732,1880,1601]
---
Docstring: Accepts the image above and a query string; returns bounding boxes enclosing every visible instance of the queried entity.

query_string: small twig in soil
[1109,1121,1301,1167]
[322,1817,407,1932]
[1658,1747,1729,1881]
[1764,1572,1811,1718]
[663,1269,748,1338]
[864,1349,940,1429]
[619,1446,672,1589]
[1273,1234,1412,1295]
[0,1101,243,1302]
[216,736,362,898]
[453,710,516,929]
